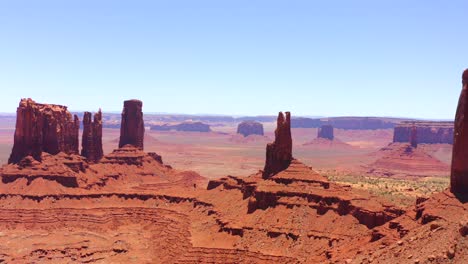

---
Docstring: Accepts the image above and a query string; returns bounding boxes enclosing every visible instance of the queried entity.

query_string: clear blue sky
[0,1,466,119]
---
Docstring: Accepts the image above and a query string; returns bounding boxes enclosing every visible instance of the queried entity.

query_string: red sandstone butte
[118,100,144,149]
[237,121,264,137]
[8,98,79,164]
[262,112,292,179]
[451,69,468,194]
[81,110,103,163]
[317,124,334,140]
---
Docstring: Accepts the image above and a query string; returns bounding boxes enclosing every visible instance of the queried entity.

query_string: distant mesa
[81,110,103,163]
[8,98,80,164]
[451,69,468,194]
[263,112,292,179]
[317,124,334,140]
[369,121,450,178]
[150,122,211,132]
[393,121,454,145]
[237,121,264,137]
[292,117,400,130]
[119,99,145,150]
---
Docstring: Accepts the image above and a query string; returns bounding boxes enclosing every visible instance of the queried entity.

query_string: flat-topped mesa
[81,110,103,163]
[118,99,144,150]
[237,121,264,137]
[451,69,468,194]
[262,112,292,179]
[317,124,334,140]
[393,121,454,144]
[8,98,80,164]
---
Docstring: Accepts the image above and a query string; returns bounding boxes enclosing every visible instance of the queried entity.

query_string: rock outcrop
[81,110,103,163]
[262,112,292,179]
[393,121,454,144]
[237,121,264,137]
[119,100,144,149]
[8,98,80,164]
[150,122,211,132]
[317,124,334,140]
[2,153,87,187]
[451,69,468,194]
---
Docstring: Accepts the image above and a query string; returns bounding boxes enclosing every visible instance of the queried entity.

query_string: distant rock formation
[393,121,454,144]
[317,124,334,140]
[237,121,264,137]
[8,98,79,164]
[81,110,103,163]
[263,112,292,179]
[410,125,418,148]
[451,69,468,194]
[292,117,399,130]
[369,143,449,177]
[150,122,211,132]
[119,100,144,149]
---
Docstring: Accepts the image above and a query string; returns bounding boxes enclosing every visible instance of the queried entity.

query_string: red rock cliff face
[393,121,453,144]
[237,121,264,137]
[451,69,468,194]
[8,98,79,164]
[119,100,144,149]
[262,112,292,179]
[81,110,103,163]
[317,124,334,140]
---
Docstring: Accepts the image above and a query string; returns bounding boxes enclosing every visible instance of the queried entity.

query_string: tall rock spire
[81,110,103,163]
[451,69,468,194]
[262,112,292,179]
[119,99,144,149]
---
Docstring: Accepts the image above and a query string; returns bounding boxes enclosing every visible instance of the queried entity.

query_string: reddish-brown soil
[302,137,356,150]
